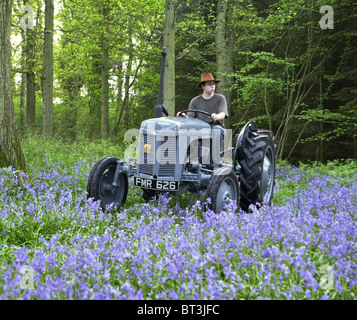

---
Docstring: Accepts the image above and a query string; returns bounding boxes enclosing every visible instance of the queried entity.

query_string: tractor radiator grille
[139,164,154,175]
[158,164,176,176]
[138,132,155,175]
[137,132,176,177]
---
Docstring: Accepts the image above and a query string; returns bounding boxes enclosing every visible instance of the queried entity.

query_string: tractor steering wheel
[178,109,213,123]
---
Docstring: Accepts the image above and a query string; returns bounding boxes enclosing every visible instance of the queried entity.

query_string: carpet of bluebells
[0,145,356,299]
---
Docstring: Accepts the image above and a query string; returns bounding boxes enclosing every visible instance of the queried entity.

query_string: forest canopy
[10,0,357,163]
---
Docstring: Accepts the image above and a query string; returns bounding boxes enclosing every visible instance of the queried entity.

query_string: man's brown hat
[196,72,221,88]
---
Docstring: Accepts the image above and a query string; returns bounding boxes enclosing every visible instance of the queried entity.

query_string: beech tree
[163,0,177,116]
[25,1,36,131]
[42,0,54,136]
[215,0,228,96]
[0,0,27,172]
[101,4,110,140]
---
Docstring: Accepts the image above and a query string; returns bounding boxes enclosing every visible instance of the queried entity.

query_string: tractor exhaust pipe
[154,47,167,118]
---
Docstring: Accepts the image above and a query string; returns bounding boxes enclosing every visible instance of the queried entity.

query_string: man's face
[203,82,216,94]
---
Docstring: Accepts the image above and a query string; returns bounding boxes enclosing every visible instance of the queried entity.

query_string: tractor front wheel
[87,157,128,211]
[204,166,240,213]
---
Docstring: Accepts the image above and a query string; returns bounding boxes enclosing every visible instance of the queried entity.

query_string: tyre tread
[237,130,276,211]
[88,156,128,210]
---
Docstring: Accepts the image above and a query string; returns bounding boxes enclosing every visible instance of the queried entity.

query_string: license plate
[134,177,179,191]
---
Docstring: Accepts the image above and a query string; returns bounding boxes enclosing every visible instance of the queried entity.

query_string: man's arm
[216,95,228,118]
[210,112,226,122]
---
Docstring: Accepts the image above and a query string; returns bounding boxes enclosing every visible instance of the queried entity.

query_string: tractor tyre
[88,156,128,211]
[204,166,240,213]
[87,156,111,197]
[237,129,276,212]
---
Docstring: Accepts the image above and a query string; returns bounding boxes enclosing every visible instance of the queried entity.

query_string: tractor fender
[233,121,258,173]
[235,121,258,150]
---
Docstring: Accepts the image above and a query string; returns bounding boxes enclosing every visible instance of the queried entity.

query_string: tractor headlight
[144,144,152,154]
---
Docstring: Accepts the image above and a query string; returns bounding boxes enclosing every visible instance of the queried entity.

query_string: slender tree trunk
[72,74,79,137]
[116,62,123,105]
[101,37,110,140]
[26,29,36,131]
[0,0,27,172]
[65,74,79,140]
[112,40,144,141]
[101,6,110,140]
[319,66,324,163]
[20,28,26,133]
[113,53,132,140]
[163,0,176,116]
[114,61,123,129]
[352,42,357,160]
[225,0,235,127]
[216,0,228,97]
[24,0,36,132]
[42,0,54,137]
[89,54,102,140]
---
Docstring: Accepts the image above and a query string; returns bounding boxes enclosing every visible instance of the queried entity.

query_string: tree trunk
[116,62,123,106]
[101,6,110,140]
[163,0,177,116]
[25,0,36,132]
[225,0,235,128]
[112,53,133,140]
[42,0,54,137]
[72,75,79,137]
[20,27,26,133]
[352,40,357,160]
[64,74,79,140]
[89,53,102,140]
[0,0,27,172]
[112,38,143,141]
[319,66,324,163]
[101,43,109,140]
[113,61,123,132]
[26,30,36,131]
[215,0,228,97]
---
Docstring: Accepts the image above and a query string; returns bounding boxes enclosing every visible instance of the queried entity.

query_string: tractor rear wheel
[87,157,128,211]
[237,130,276,212]
[204,166,240,213]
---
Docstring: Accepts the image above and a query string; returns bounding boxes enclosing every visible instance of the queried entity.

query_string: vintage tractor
[87,48,276,213]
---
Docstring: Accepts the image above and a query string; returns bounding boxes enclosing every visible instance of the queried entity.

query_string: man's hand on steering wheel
[176,111,188,118]
[177,109,217,123]
[210,113,219,122]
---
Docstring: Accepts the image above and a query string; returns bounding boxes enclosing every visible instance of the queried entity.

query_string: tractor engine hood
[140,117,211,136]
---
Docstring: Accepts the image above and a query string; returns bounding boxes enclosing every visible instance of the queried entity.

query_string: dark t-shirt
[188,94,228,128]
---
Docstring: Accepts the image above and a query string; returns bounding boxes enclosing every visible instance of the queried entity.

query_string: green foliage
[226,0,357,161]
[23,134,125,167]
[297,159,357,180]
[9,0,357,162]
[297,107,357,143]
